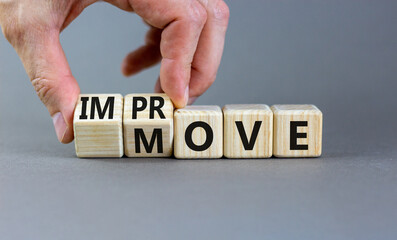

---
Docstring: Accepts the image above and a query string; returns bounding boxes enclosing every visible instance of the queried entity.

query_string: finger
[188,0,229,101]
[61,0,98,31]
[16,32,80,144]
[154,77,198,105]
[154,77,164,93]
[121,26,162,76]
[130,0,208,108]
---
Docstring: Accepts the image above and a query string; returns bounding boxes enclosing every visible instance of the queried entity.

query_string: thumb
[18,32,79,143]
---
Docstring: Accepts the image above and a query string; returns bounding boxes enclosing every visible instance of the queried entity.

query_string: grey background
[1,0,397,239]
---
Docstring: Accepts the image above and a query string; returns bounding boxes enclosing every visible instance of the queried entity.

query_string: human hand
[0,0,229,143]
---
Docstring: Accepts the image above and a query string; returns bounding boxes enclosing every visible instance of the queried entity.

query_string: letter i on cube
[73,94,124,158]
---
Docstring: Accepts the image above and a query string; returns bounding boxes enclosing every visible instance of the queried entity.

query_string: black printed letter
[290,121,308,150]
[235,121,262,150]
[185,121,213,151]
[79,97,89,120]
[135,129,163,153]
[132,97,147,119]
[90,97,114,120]
[149,97,165,119]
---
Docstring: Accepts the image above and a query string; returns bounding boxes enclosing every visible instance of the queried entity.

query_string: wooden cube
[271,105,322,157]
[123,94,174,157]
[223,104,273,158]
[73,94,124,158]
[174,106,223,159]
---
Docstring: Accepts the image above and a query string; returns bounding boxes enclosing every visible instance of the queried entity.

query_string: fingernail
[52,112,68,143]
[184,86,190,106]
[122,63,132,76]
[188,97,197,105]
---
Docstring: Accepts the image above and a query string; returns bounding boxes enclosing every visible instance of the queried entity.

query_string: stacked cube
[73,94,322,158]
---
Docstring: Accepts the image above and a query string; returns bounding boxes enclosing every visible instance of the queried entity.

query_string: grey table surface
[1,1,397,239]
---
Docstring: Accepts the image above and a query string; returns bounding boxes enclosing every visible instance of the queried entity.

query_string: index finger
[130,0,207,108]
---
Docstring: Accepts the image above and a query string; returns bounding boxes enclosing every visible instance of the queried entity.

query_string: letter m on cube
[123,94,174,157]
[73,94,124,158]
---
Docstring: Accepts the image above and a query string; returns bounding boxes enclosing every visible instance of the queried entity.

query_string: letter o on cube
[174,106,223,159]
